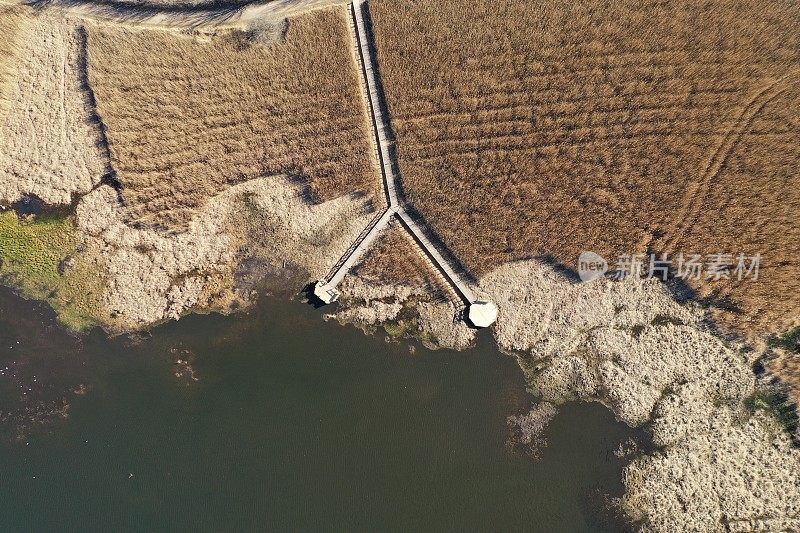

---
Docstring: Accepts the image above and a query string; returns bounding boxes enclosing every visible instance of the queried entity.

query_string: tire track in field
[659,69,799,252]
[395,85,743,124]
[400,107,742,156]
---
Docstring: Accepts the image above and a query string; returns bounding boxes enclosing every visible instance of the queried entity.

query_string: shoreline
[2,187,800,531]
[2,238,800,531]
[0,281,641,532]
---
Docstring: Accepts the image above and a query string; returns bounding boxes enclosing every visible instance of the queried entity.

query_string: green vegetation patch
[746,389,799,440]
[0,210,76,290]
[383,319,414,338]
[0,210,104,330]
[769,327,800,354]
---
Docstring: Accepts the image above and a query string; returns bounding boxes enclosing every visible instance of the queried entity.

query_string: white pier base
[313,281,341,305]
[468,301,498,328]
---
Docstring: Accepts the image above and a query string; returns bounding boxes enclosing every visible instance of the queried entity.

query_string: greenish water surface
[0,287,637,532]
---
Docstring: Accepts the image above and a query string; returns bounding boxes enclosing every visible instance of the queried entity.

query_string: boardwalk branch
[314,0,497,328]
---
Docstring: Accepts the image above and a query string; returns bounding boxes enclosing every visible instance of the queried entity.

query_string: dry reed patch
[355,219,442,293]
[232,175,376,280]
[481,259,800,531]
[767,349,800,426]
[76,184,239,329]
[74,173,375,329]
[0,12,107,205]
[0,8,30,118]
[663,83,800,335]
[623,404,800,532]
[87,7,376,230]
[369,0,799,335]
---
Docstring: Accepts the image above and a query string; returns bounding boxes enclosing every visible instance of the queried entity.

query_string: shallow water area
[0,287,639,531]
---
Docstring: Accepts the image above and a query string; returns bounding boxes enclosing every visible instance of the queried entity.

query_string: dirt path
[0,0,348,30]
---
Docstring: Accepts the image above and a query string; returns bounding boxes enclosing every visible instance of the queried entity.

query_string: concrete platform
[468,301,498,328]
[313,282,341,305]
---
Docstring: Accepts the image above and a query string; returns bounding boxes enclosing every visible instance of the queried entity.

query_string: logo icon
[578,251,608,282]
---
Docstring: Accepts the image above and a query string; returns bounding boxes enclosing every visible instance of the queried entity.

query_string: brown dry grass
[87,7,376,230]
[368,0,800,336]
[0,8,29,119]
[356,219,442,292]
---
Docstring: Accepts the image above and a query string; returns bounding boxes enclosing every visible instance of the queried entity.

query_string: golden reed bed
[88,7,376,230]
[368,0,799,337]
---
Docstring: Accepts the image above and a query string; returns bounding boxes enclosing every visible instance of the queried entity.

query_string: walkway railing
[315,1,497,327]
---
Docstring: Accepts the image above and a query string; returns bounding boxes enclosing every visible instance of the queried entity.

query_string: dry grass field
[368,0,800,336]
[0,8,28,118]
[0,12,108,205]
[87,7,375,230]
[666,81,800,334]
[355,220,442,292]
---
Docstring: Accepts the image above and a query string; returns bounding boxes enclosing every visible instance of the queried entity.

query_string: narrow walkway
[14,0,498,325]
[349,0,398,208]
[315,0,497,327]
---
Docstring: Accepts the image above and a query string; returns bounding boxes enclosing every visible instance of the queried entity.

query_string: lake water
[0,287,638,532]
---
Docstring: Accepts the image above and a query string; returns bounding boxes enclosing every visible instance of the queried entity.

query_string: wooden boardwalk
[327,207,396,287]
[396,211,476,304]
[317,0,487,320]
[349,0,399,208]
